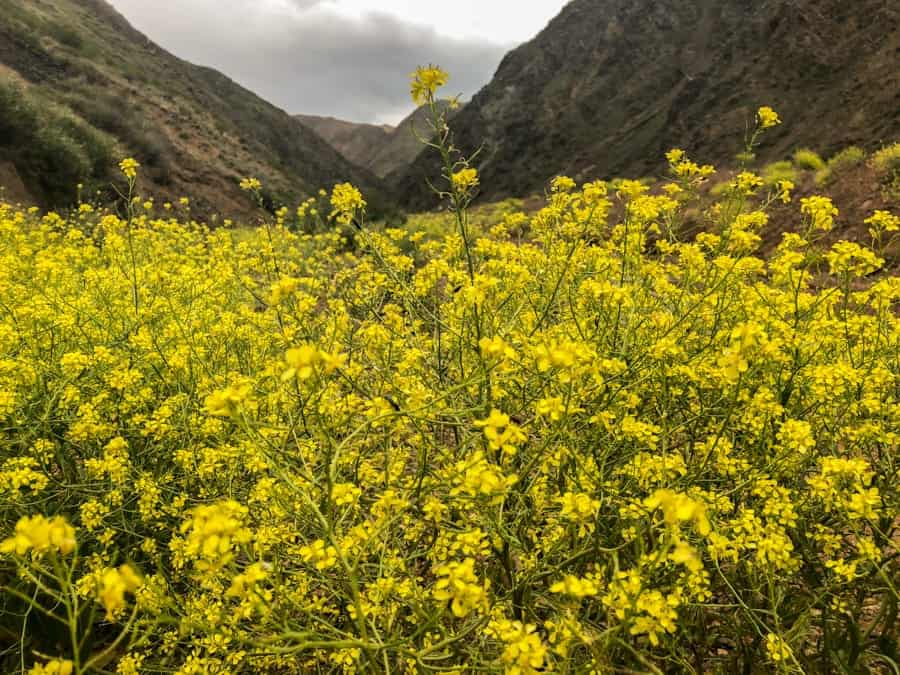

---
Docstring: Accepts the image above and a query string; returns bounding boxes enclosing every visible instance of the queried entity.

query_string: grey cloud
[108,0,512,124]
[284,0,327,8]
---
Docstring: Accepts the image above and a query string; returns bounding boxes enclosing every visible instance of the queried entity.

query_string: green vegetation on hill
[0,79,111,204]
[0,0,387,216]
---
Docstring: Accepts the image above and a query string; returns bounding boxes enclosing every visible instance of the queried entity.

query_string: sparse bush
[816,146,866,185]
[761,159,798,186]
[709,179,731,197]
[793,147,825,171]
[871,142,900,176]
[48,23,84,50]
[871,142,900,200]
[830,145,867,169]
[70,93,171,167]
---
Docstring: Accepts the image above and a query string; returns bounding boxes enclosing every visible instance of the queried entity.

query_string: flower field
[1,72,899,674]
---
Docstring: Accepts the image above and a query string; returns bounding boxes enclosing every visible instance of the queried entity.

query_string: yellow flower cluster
[550,573,601,598]
[0,91,897,673]
[765,632,793,663]
[118,157,140,179]
[329,182,366,224]
[410,65,449,105]
[27,660,73,675]
[1,515,76,556]
[488,618,548,674]
[0,456,49,496]
[451,168,479,193]
[474,409,527,457]
[178,500,252,572]
[282,343,346,380]
[433,558,490,617]
[204,382,253,417]
[800,194,839,231]
[239,177,262,192]
[97,563,143,618]
[757,106,782,129]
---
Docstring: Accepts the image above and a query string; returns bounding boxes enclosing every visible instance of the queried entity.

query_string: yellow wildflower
[410,65,449,105]
[97,563,143,618]
[757,106,781,129]
[329,183,366,224]
[118,158,140,179]
[433,558,489,617]
[1,515,77,556]
[27,660,73,675]
[451,168,479,192]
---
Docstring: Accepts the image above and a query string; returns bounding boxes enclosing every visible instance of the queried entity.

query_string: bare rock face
[393,0,900,209]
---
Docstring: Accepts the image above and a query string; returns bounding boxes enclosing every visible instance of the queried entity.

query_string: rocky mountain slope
[299,100,458,179]
[295,115,393,174]
[0,0,385,217]
[394,0,900,208]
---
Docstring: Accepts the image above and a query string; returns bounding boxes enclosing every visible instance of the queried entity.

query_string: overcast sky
[107,0,569,125]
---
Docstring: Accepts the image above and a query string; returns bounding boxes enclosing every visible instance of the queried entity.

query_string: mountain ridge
[0,0,387,217]
[393,0,900,208]
[299,100,459,179]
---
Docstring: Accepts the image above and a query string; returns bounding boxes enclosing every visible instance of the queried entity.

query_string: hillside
[295,115,393,173]
[0,0,385,217]
[299,100,458,179]
[394,0,900,208]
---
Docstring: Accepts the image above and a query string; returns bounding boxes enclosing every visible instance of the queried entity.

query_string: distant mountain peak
[298,100,461,179]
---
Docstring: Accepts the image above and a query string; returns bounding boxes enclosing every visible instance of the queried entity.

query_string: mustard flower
[765,633,793,662]
[410,65,449,105]
[27,660,73,675]
[97,563,143,618]
[757,106,781,129]
[800,195,839,231]
[433,558,489,618]
[451,168,479,193]
[119,157,140,179]
[329,183,366,224]
[1,515,76,556]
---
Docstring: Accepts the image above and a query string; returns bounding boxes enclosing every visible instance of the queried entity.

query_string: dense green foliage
[0,80,111,204]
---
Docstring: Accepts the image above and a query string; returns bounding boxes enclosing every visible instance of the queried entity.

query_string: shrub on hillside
[871,142,900,176]
[793,147,826,171]
[68,91,175,183]
[0,80,112,205]
[761,159,798,186]
[871,142,900,200]
[815,146,866,185]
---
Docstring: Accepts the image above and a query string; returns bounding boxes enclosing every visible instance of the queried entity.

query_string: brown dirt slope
[0,161,31,204]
